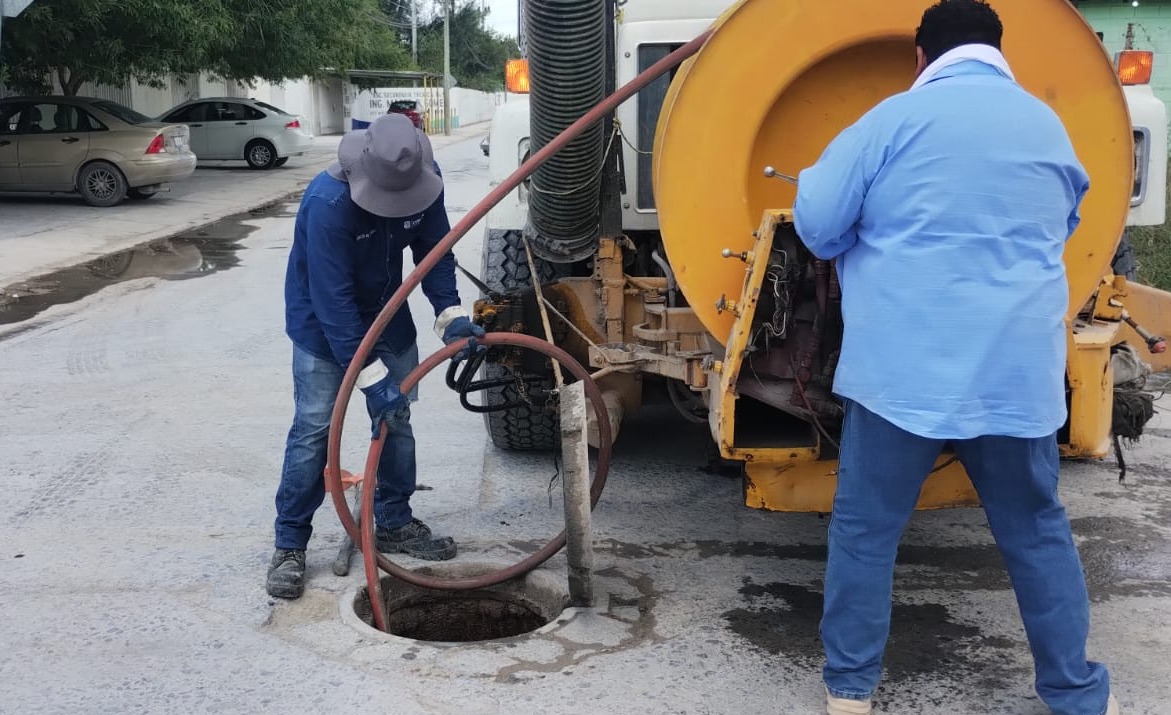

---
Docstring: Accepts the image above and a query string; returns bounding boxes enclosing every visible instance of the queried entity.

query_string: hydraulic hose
[325,30,714,630]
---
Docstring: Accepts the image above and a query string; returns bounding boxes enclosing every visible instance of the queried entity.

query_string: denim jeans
[274,343,420,551]
[822,400,1111,715]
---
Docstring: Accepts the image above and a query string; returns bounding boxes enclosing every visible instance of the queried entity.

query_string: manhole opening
[351,570,568,643]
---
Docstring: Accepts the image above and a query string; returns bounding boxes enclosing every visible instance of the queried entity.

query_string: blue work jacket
[284,171,461,368]
[794,62,1090,440]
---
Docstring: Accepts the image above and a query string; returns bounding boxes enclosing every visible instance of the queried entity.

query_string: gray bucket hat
[327,113,443,218]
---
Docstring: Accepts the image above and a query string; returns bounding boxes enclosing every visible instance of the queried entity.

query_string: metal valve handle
[763,166,799,185]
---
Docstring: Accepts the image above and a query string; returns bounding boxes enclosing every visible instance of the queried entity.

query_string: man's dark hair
[915,0,1004,64]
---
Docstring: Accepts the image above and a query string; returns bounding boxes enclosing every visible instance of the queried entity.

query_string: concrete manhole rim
[338,560,600,646]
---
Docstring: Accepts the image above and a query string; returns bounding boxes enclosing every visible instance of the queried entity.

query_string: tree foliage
[416,1,519,92]
[1,0,223,95]
[206,0,408,83]
[0,0,409,95]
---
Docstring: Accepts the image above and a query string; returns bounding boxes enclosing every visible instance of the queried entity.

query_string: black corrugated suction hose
[524,0,608,264]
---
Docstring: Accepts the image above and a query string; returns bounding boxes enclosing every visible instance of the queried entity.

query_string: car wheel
[78,161,127,207]
[245,140,278,170]
[274,157,289,168]
[128,188,157,200]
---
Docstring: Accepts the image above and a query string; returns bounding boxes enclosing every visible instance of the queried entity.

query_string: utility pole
[443,0,452,135]
[410,0,418,65]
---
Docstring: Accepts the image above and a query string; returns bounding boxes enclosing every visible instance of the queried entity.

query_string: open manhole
[347,562,569,643]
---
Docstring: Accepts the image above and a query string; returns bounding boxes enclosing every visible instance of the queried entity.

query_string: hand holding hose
[437,307,486,362]
[356,360,409,439]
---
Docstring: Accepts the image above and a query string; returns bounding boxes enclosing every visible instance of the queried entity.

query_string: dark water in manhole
[0,202,294,329]
[356,592,552,642]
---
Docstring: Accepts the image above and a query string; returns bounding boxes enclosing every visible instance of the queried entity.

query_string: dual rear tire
[479,229,566,451]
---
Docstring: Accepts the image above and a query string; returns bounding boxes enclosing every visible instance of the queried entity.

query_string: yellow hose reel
[654,0,1134,344]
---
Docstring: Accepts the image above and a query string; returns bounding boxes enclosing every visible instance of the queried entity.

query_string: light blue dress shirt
[794,61,1090,440]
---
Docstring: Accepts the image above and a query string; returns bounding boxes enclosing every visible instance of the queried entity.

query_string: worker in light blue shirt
[268,114,484,601]
[793,2,1116,715]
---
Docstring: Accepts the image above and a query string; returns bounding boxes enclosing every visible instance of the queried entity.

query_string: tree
[207,0,409,83]
[416,1,518,92]
[1,0,225,95]
[0,0,410,95]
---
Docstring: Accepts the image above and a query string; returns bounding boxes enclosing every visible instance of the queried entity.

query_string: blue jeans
[822,400,1111,715]
[274,343,420,551]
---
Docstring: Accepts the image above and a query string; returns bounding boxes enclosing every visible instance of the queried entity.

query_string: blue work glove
[356,359,408,439]
[435,307,486,361]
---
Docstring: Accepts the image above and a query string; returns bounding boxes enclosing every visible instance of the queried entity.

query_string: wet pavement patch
[0,203,294,330]
[722,579,1021,686]
[1072,516,1171,602]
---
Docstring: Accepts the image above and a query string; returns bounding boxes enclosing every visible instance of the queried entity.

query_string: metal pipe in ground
[560,380,594,607]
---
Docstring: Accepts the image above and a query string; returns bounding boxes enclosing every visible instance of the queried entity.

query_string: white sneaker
[1106,694,1121,715]
[826,687,872,715]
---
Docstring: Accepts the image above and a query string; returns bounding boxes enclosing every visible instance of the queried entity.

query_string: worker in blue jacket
[268,113,483,600]
[794,2,1117,714]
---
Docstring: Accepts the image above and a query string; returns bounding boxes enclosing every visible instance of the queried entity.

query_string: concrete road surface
[1,136,1170,715]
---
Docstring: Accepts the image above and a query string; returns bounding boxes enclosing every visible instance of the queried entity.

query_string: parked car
[0,96,195,207]
[387,99,425,130]
[158,98,313,170]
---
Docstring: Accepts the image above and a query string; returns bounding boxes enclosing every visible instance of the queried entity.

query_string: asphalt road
[1,136,1169,715]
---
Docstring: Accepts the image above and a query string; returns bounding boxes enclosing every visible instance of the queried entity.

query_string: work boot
[266,548,306,599]
[1107,694,1121,715]
[375,518,457,561]
[825,687,872,715]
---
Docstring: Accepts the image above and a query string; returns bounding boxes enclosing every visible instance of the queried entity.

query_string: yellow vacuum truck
[475,0,1171,512]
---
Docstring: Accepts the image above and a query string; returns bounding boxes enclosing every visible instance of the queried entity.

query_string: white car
[158,98,313,170]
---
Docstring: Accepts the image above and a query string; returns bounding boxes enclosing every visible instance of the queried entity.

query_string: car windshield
[89,100,153,125]
[390,100,417,111]
[253,100,290,116]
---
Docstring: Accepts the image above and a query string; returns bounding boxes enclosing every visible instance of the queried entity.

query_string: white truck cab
[1122,64,1168,229]
[1113,49,1167,280]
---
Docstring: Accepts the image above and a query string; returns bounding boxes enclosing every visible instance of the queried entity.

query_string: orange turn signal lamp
[1117,50,1154,86]
[506,58,530,93]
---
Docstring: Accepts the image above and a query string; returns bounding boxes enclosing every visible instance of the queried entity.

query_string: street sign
[1,0,35,17]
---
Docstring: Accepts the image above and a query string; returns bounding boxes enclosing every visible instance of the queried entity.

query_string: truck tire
[1112,232,1138,282]
[480,228,566,451]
